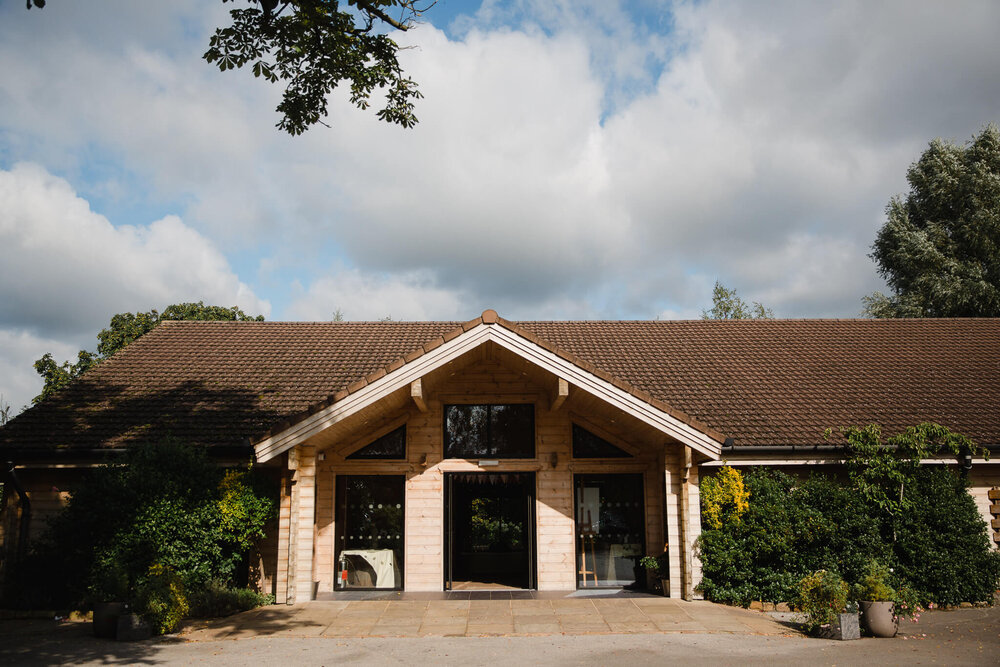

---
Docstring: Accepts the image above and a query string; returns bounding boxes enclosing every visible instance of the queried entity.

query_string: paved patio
[178,596,793,641]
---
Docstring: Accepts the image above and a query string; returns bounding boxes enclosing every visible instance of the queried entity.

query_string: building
[2,311,998,603]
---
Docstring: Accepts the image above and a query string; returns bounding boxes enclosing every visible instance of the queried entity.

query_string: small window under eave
[347,425,407,459]
[572,424,631,458]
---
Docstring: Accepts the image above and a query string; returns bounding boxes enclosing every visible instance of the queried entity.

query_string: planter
[818,612,860,640]
[660,579,670,597]
[93,602,124,639]
[116,613,152,642]
[859,600,898,638]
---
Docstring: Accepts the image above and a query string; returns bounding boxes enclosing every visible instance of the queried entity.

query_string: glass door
[574,474,645,588]
[335,475,405,590]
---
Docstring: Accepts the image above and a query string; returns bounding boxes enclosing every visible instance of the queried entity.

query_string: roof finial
[481,309,499,324]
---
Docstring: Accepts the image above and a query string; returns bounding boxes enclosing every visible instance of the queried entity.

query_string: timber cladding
[307,357,692,594]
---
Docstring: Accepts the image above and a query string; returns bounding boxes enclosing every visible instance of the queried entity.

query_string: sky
[1,0,999,413]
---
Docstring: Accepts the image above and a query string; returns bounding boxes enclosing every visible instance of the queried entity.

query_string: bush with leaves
[697,467,887,605]
[700,466,749,530]
[697,429,1000,608]
[894,467,1000,605]
[797,570,850,634]
[136,564,190,635]
[3,440,275,627]
[187,579,275,618]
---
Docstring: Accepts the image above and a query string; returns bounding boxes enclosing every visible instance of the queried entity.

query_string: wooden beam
[550,378,569,412]
[679,445,693,601]
[410,378,428,413]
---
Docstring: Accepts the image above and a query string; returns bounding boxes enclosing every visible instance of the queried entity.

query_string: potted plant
[796,570,859,640]
[853,561,923,638]
[90,555,130,639]
[639,552,670,596]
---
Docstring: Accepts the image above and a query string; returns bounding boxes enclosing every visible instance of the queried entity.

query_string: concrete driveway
[1,603,997,666]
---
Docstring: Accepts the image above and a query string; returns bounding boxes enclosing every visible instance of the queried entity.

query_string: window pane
[445,405,489,458]
[347,426,406,459]
[336,475,404,589]
[490,404,534,458]
[572,424,631,458]
[576,474,645,588]
[445,404,534,459]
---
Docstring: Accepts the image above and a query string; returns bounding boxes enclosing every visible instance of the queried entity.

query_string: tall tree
[702,282,774,320]
[864,124,1000,318]
[26,0,429,135]
[32,302,264,404]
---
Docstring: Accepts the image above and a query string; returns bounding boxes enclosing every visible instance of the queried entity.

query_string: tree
[0,394,12,426]
[32,302,264,404]
[864,124,1000,318]
[701,281,774,320]
[26,0,429,135]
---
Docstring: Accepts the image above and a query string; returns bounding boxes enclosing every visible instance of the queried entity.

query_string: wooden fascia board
[255,325,493,462]
[255,322,723,463]
[488,326,722,459]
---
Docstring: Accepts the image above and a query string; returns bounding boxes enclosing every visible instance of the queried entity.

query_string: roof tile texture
[2,318,998,453]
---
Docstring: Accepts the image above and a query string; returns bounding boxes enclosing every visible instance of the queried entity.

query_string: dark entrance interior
[446,472,535,590]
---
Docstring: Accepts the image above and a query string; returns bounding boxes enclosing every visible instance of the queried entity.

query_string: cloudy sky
[1,0,998,413]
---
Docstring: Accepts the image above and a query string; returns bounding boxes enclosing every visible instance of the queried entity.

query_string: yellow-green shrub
[700,465,749,529]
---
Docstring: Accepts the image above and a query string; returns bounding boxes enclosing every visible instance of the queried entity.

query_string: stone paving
[178,597,792,641]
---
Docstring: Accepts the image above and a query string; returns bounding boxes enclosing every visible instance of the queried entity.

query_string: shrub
[187,580,274,618]
[136,564,189,635]
[853,560,895,601]
[893,467,1000,605]
[701,466,749,529]
[3,440,276,614]
[697,468,885,605]
[796,570,850,634]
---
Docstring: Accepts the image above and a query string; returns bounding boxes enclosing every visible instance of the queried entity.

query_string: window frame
[443,403,536,460]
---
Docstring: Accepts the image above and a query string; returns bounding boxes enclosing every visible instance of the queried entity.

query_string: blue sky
[2,0,999,413]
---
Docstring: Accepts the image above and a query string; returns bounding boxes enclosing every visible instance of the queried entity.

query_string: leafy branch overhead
[206,0,427,134]
[26,0,429,135]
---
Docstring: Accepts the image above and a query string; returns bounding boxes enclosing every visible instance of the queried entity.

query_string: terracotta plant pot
[859,600,898,638]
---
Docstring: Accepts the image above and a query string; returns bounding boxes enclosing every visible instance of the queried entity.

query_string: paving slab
[174,596,793,641]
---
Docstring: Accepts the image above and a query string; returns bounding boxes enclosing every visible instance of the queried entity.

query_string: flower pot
[116,613,152,642]
[93,602,124,639]
[818,612,860,640]
[660,579,670,597]
[859,600,898,638]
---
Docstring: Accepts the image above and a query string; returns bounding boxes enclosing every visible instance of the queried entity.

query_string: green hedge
[697,466,1000,606]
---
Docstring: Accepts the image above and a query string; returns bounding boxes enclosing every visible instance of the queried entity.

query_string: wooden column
[679,445,693,601]
[275,464,292,604]
[286,444,317,604]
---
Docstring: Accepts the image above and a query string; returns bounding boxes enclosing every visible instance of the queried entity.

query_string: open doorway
[445,472,535,590]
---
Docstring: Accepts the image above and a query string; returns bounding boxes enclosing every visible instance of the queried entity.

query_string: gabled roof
[2,313,999,460]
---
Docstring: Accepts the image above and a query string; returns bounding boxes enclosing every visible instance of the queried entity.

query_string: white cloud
[0,328,82,416]
[2,0,999,330]
[0,162,269,336]
[286,269,465,322]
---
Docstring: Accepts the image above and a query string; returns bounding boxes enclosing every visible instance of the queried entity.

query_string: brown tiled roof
[2,316,998,456]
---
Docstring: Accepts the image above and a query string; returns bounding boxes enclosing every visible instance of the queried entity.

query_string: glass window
[347,426,406,459]
[575,474,645,588]
[335,475,404,589]
[444,404,534,459]
[572,424,631,458]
